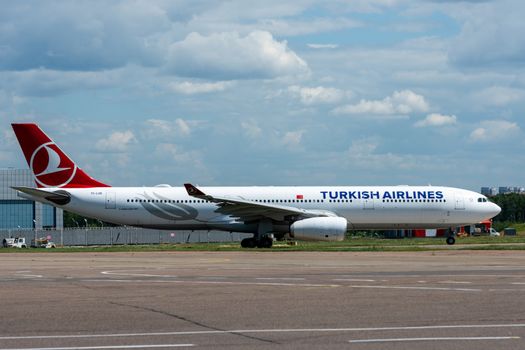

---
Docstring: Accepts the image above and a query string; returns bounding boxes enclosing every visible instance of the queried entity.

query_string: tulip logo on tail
[30,142,77,188]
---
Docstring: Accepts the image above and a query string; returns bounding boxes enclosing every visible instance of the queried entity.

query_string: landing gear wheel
[446,236,455,245]
[257,237,273,249]
[241,238,257,248]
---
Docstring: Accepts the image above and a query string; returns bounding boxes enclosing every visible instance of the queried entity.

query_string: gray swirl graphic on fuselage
[139,192,198,220]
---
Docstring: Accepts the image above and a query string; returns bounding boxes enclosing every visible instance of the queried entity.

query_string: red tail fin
[11,123,110,188]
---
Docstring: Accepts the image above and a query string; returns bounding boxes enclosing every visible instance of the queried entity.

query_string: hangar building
[0,168,63,230]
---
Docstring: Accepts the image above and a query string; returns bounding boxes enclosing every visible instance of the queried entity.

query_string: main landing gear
[241,236,273,248]
[241,219,274,248]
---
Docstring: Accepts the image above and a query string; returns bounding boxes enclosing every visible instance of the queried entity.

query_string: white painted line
[1,345,194,350]
[19,274,43,278]
[346,285,482,292]
[256,277,306,281]
[87,279,339,288]
[512,282,525,285]
[417,281,427,283]
[349,336,520,343]
[332,279,376,282]
[101,271,177,278]
[438,281,472,284]
[3,324,525,340]
[489,288,525,292]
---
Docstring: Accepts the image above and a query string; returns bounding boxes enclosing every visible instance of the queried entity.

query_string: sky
[1,0,524,191]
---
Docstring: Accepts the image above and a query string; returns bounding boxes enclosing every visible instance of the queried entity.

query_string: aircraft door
[454,193,465,210]
[106,192,116,209]
[363,198,375,210]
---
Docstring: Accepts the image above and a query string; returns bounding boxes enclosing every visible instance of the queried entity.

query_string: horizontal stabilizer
[12,186,71,205]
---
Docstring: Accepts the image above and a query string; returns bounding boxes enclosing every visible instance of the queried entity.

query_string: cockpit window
[477,197,488,203]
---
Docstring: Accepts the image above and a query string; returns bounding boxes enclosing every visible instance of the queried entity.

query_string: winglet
[184,183,206,197]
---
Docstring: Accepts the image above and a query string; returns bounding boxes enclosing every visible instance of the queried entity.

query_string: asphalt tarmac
[1,250,525,349]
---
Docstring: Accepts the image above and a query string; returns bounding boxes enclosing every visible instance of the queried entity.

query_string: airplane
[11,123,501,248]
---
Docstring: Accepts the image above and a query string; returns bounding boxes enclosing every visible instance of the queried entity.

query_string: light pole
[33,219,37,247]
[84,218,88,246]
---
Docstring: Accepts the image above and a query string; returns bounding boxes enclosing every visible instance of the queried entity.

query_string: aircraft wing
[184,183,336,222]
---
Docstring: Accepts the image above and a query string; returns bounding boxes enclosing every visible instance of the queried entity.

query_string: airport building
[0,168,63,230]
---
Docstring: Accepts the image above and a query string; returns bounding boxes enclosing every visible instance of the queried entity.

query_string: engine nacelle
[290,217,347,241]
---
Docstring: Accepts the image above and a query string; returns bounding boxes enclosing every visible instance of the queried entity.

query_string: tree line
[490,193,525,223]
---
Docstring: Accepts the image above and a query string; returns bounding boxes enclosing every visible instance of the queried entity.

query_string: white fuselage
[23,185,501,233]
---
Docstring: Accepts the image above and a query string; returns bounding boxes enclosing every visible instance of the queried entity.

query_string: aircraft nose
[489,202,501,218]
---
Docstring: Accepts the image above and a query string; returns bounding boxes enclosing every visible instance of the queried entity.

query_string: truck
[2,237,27,248]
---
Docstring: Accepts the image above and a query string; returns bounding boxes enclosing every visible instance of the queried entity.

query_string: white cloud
[165,31,309,80]
[146,118,192,137]
[346,138,419,171]
[155,143,191,162]
[282,130,304,148]
[307,44,339,49]
[288,85,347,105]
[1,68,119,96]
[333,90,429,115]
[471,86,525,107]
[414,113,457,127]
[257,18,360,36]
[175,119,191,136]
[241,120,262,138]
[169,81,234,94]
[449,0,525,68]
[95,130,136,153]
[0,2,167,71]
[470,120,520,142]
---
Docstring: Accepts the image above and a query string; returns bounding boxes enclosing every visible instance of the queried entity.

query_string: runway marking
[512,282,525,285]
[87,279,339,288]
[101,271,177,278]
[332,279,376,282]
[256,277,306,281]
[438,281,472,284]
[89,278,489,292]
[3,323,525,340]
[0,345,194,350]
[18,274,43,278]
[345,285,482,292]
[348,336,520,343]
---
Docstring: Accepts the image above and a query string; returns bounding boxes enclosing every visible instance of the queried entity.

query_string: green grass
[2,234,525,253]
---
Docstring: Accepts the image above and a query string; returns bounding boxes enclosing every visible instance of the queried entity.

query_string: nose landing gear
[446,228,456,245]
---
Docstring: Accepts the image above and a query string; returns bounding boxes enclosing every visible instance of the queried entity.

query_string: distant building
[499,186,510,195]
[481,187,491,196]
[0,168,63,229]
[482,186,525,196]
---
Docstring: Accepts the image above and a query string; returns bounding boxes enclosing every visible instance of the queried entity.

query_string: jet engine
[290,217,347,241]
